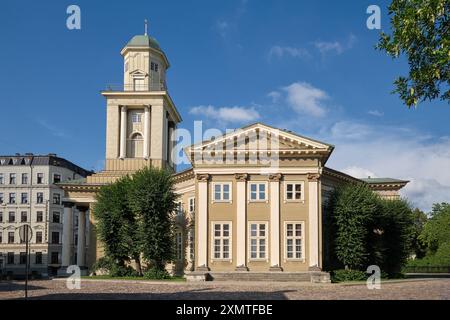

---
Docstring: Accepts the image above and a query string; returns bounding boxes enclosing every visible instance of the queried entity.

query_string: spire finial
[144,19,148,36]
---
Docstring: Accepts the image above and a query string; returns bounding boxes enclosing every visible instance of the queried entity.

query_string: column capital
[307,173,321,182]
[268,173,282,182]
[120,105,128,112]
[234,173,248,182]
[196,174,210,182]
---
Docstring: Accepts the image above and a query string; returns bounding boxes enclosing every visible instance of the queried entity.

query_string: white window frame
[248,222,268,261]
[284,181,305,203]
[175,201,183,216]
[248,182,268,203]
[188,197,195,214]
[211,182,232,203]
[284,221,305,262]
[131,112,143,123]
[211,221,232,261]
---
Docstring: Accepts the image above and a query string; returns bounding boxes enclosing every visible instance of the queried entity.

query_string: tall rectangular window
[35,252,42,264]
[21,193,28,204]
[0,232,2,243]
[249,223,267,260]
[36,192,44,204]
[212,222,231,260]
[9,173,16,185]
[37,173,44,184]
[213,183,231,202]
[53,193,60,205]
[0,193,3,204]
[0,212,2,222]
[19,252,27,264]
[36,231,43,244]
[189,197,195,213]
[21,211,27,223]
[0,173,3,184]
[249,183,267,201]
[36,211,43,223]
[7,252,14,264]
[51,252,59,264]
[22,173,28,185]
[9,193,16,204]
[175,231,183,260]
[285,182,304,201]
[53,174,61,183]
[285,222,304,260]
[8,232,14,244]
[51,232,59,244]
[53,212,60,223]
[8,212,15,223]
[188,228,195,261]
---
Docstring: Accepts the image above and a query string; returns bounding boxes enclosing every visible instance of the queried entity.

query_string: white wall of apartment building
[0,154,90,277]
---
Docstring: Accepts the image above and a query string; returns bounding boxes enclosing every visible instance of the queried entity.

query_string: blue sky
[0,0,449,211]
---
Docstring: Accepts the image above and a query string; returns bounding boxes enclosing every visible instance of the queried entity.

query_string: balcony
[104,81,167,92]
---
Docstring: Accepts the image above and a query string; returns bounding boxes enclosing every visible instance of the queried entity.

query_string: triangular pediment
[188,123,332,152]
[185,123,334,164]
[129,69,147,77]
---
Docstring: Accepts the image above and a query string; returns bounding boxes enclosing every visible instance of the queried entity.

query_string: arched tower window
[127,132,144,158]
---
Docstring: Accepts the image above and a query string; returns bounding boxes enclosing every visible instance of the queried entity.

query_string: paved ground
[0,278,449,300]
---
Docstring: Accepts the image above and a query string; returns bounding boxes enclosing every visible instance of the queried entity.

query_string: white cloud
[268,46,311,60]
[283,82,328,117]
[314,34,356,56]
[267,91,281,103]
[216,20,230,38]
[322,121,450,212]
[36,118,69,138]
[341,166,377,179]
[189,105,260,124]
[368,110,384,117]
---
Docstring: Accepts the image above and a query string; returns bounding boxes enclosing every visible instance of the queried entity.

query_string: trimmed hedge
[330,269,367,283]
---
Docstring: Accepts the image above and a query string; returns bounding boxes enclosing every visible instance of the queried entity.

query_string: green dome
[126,35,161,51]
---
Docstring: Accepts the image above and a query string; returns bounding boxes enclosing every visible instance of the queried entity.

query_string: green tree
[411,208,428,258]
[419,203,450,253]
[330,184,381,270]
[377,0,450,107]
[128,167,178,271]
[378,199,415,276]
[93,176,142,275]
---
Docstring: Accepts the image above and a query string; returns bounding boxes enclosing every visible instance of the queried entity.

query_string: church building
[59,30,408,282]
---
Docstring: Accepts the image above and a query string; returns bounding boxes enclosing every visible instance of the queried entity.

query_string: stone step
[207,272,314,282]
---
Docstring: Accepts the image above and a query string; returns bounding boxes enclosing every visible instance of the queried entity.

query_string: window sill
[283,200,305,204]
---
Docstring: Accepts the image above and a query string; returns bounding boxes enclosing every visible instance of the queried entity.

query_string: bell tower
[99,23,182,180]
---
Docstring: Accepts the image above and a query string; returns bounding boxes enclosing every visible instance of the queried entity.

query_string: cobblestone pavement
[0,279,449,300]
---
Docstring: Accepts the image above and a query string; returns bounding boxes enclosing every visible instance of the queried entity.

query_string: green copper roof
[362,178,409,184]
[126,35,161,51]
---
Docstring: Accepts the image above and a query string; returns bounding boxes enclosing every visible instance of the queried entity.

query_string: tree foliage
[419,203,450,253]
[128,167,178,270]
[93,167,177,276]
[93,176,141,270]
[330,184,381,270]
[377,0,450,107]
[327,183,416,277]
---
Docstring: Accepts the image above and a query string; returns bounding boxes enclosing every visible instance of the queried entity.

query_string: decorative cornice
[196,174,210,182]
[268,173,282,182]
[307,173,321,182]
[234,173,248,182]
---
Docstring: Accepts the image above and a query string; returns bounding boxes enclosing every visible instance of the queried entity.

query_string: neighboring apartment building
[0,154,91,277]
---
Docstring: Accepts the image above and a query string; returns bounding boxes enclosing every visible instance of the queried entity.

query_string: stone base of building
[185,271,209,282]
[189,271,331,283]
[57,266,89,277]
